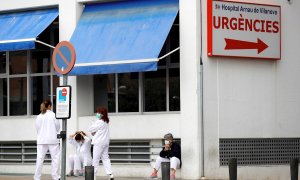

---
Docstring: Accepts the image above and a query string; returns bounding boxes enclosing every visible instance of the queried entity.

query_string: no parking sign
[52,41,76,75]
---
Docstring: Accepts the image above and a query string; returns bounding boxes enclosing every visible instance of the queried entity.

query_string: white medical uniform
[68,136,92,171]
[154,156,181,170]
[34,110,60,180]
[89,119,113,175]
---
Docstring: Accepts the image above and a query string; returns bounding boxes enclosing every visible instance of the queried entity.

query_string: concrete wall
[202,0,300,179]
[78,114,181,140]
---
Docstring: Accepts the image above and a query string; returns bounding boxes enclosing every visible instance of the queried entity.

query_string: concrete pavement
[0,174,144,180]
[0,174,194,180]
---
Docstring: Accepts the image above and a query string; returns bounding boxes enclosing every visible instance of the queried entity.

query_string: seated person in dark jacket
[149,133,181,180]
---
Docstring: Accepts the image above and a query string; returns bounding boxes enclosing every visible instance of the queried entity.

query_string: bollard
[229,158,237,180]
[85,166,94,180]
[290,158,299,180]
[161,162,170,180]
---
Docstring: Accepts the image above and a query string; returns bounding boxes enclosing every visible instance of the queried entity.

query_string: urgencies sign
[207,0,281,59]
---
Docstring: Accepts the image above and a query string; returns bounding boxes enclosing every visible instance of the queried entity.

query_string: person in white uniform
[34,100,60,180]
[67,131,92,176]
[89,107,114,180]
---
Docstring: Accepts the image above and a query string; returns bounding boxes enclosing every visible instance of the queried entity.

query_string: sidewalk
[0,174,191,180]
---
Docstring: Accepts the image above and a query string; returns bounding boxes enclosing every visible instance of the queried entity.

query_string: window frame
[0,25,58,117]
[106,69,180,115]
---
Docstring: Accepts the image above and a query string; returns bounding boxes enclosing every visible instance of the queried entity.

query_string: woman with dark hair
[149,133,181,180]
[67,131,92,177]
[34,100,60,180]
[89,107,114,180]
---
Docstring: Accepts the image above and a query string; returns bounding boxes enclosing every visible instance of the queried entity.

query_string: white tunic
[35,110,60,144]
[88,119,110,145]
[68,136,92,156]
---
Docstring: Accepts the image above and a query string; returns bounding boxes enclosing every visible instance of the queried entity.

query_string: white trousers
[34,144,60,180]
[69,153,92,171]
[93,144,113,175]
[154,156,181,171]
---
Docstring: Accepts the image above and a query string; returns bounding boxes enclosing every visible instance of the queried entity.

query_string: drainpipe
[200,61,204,179]
[199,0,205,178]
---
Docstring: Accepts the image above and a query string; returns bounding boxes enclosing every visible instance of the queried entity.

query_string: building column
[0,79,3,115]
[59,0,83,130]
[58,0,84,171]
[180,0,202,179]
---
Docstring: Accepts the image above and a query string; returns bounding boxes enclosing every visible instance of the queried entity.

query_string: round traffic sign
[62,88,67,96]
[52,41,76,75]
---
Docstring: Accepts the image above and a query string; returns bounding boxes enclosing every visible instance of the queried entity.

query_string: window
[94,74,116,113]
[0,78,7,116]
[10,77,27,115]
[93,15,180,113]
[31,76,51,115]
[169,68,180,111]
[118,73,139,112]
[144,69,167,112]
[0,20,59,116]
[9,51,27,75]
[93,62,180,113]
[31,50,51,73]
[0,52,6,74]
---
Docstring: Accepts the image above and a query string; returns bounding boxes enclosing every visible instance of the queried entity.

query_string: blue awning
[69,0,178,75]
[0,8,58,52]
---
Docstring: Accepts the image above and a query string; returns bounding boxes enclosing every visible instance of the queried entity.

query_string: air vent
[219,138,300,166]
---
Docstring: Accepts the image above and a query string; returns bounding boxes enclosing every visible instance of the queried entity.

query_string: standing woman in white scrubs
[34,100,60,180]
[89,107,114,180]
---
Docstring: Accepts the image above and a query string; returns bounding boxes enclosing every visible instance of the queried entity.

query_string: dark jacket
[159,141,181,163]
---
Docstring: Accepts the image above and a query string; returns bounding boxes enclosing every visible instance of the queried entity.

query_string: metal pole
[85,166,94,180]
[61,75,68,180]
[290,158,299,180]
[229,158,237,180]
[161,162,170,180]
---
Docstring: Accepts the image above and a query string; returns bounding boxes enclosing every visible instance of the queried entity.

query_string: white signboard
[207,0,281,59]
[56,86,71,119]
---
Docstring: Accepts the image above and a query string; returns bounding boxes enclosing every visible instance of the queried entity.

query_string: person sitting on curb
[149,133,181,180]
[67,131,92,177]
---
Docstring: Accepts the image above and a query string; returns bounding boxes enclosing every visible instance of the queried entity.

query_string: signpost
[207,0,281,59]
[52,41,76,180]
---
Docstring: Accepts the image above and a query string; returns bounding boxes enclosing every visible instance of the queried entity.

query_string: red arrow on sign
[224,38,269,54]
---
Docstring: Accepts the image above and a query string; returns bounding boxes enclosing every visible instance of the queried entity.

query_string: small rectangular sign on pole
[207,0,281,60]
[56,85,71,119]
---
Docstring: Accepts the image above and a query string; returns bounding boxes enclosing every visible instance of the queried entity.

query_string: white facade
[0,0,300,179]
